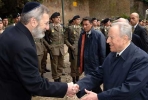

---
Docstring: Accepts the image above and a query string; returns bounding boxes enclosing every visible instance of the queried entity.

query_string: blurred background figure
[1,14,9,28]
[0,17,4,34]
[12,13,21,26]
[130,12,148,53]
[100,18,111,38]
[91,17,100,31]
[97,19,101,30]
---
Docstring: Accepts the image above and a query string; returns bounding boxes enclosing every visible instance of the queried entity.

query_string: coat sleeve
[98,31,106,65]
[76,66,103,98]
[98,57,148,100]
[12,47,67,97]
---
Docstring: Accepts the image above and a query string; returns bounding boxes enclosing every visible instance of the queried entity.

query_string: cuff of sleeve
[98,93,106,100]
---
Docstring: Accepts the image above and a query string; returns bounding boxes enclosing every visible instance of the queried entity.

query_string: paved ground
[32,45,84,100]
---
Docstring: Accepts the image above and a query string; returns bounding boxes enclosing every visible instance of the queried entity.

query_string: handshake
[66,82,79,97]
[66,82,98,100]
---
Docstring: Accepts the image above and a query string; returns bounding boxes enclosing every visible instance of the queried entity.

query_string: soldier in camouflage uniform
[45,12,64,82]
[64,15,81,83]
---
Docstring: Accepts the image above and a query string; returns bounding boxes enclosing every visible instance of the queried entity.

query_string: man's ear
[123,35,129,43]
[30,17,38,27]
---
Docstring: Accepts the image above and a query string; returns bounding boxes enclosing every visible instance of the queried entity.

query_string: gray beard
[32,25,45,39]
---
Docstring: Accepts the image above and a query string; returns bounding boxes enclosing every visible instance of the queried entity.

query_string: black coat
[0,22,67,100]
[132,34,145,51]
[77,43,148,100]
[133,24,148,52]
[78,29,106,75]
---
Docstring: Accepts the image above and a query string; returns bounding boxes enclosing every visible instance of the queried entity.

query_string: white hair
[111,22,132,40]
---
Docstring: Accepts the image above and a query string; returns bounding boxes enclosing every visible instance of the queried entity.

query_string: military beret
[103,18,110,24]
[12,13,20,18]
[1,14,8,20]
[72,15,80,20]
[50,12,60,19]
[69,19,73,24]
[22,2,40,13]
[2,15,8,20]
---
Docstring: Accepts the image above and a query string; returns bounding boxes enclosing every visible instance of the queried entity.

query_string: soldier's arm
[42,38,52,50]
[64,27,72,47]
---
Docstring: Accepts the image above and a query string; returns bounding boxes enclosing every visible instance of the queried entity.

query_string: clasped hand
[66,82,79,97]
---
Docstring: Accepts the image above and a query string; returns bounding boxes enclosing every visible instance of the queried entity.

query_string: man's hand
[80,89,98,100]
[70,45,75,51]
[66,82,79,97]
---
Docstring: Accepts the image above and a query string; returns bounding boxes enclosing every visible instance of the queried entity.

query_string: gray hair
[20,4,50,25]
[111,22,132,40]
[117,18,129,23]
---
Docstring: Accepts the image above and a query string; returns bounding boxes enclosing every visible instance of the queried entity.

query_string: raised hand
[66,82,79,97]
[80,89,98,100]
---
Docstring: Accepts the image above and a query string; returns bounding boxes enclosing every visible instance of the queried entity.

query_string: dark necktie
[116,54,120,57]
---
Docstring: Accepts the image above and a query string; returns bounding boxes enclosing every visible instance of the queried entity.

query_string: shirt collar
[133,23,138,29]
[116,42,130,56]
[86,30,91,35]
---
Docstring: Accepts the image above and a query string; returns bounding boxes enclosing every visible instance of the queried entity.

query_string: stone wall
[89,0,130,19]
[42,0,89,26]
[130,0,148,19]
[42,0,148,25]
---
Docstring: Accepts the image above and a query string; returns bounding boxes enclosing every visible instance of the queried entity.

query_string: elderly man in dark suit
[130,12,148,53]
[0,2,78,100]
[75,22,148,100]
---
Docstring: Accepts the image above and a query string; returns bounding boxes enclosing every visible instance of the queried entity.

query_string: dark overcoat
[77,43,148,100]
[0,22,67,100]
[78,29,106,75]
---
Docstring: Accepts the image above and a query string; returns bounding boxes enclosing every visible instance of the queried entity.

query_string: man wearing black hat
[44,12,65,82]
[64,15,81,83]
[0,2,79,100]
